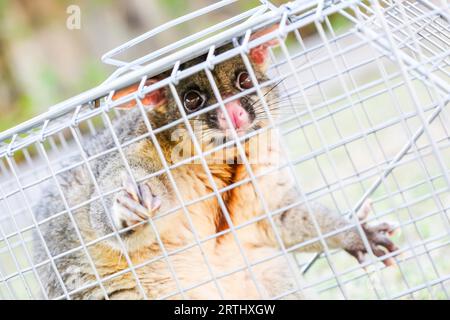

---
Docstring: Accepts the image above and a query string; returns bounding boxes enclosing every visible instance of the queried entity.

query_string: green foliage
[0,0,7,17]
[76,59,109,92]
[0,94,34,132]
[159,0,189,17]
[329,13,350,32]
[39,65,59,88]
[241,0,263,11]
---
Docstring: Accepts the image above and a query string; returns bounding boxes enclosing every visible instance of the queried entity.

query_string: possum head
[113,25,281,157]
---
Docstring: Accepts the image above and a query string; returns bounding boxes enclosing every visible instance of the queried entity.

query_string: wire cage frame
[0,0,448,300]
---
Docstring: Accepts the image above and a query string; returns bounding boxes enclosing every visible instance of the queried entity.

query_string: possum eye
[183,90,205,112]
[236,72,253,91]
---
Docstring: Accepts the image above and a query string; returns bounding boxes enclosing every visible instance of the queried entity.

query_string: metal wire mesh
[0,0,449,299]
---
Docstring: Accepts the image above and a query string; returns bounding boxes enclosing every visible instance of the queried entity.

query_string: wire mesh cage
[0,0,449,300]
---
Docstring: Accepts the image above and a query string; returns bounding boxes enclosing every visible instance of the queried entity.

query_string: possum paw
[344,199,399,267]
[111,174,161,232]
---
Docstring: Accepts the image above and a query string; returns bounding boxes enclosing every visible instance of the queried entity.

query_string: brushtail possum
[33,25,398,299]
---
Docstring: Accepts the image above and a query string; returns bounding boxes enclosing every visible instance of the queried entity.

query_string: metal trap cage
[0,0,449,300]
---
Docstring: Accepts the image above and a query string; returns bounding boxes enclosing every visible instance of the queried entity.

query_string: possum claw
[112,175,161,232]
[345,199,399,267]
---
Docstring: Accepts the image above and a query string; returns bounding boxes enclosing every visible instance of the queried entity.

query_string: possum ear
[112,78,166,110]
[249,24,280,70]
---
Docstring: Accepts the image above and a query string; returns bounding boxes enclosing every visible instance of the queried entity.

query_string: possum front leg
[89,157,165,253]
[274,196,398,266]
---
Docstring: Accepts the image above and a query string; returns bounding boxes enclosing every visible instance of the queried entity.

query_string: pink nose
[218,100,250,130]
